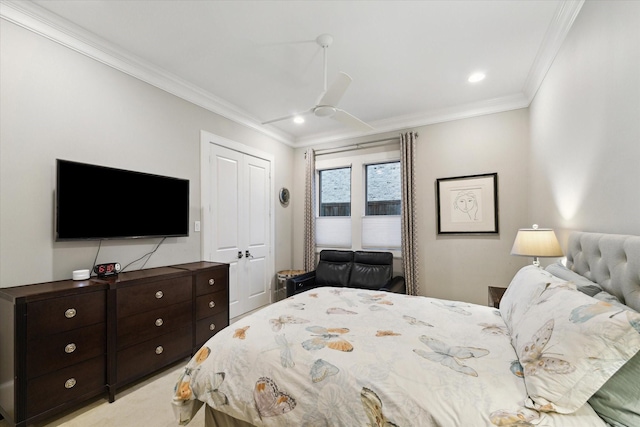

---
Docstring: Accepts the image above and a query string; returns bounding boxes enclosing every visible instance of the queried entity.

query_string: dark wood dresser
[172,262,230,351]
[0,261,229,427]
[0,279,108,427]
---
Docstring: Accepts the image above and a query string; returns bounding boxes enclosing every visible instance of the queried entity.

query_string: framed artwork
[436,173,498,234]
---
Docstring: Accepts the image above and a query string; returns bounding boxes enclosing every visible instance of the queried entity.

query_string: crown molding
[0,0,296,146]
[1,0,582,148]
[522,0,585,103]
[295,92,530,147]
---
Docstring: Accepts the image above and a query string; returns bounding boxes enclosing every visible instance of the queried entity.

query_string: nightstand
[488,286,507,308]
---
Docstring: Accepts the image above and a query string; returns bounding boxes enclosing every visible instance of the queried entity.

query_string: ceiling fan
[262,34,373,132]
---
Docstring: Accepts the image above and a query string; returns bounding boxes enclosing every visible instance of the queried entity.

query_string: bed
[172,231,640,426]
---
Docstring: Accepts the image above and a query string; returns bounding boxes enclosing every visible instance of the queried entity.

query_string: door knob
[245,250,253,258]
[237,251,244,259]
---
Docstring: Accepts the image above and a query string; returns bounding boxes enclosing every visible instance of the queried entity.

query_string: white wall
[529,0,640,241]
[292,109,531,305]
[0,21,294,287]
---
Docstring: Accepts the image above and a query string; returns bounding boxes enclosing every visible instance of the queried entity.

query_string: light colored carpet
[0,359,203,427]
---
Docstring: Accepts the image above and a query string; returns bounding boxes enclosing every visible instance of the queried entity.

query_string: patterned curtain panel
[400,132,419,295]
[303,148,317,272]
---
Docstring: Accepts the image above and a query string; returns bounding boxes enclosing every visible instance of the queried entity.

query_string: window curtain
[303,148,317,272]
[400,131,419,295]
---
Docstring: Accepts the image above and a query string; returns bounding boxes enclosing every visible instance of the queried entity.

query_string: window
[366,162,401,216]
[362,161,401,249]
[315,151,401,252]
[316,167,352,247]
[319,168,351,216]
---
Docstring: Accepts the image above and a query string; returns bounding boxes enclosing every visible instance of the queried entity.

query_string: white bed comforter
[172,287,606,426]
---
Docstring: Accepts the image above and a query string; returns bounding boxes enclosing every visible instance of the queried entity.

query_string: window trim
[364,160,402,217]
[315,149,401,256]
[318,166,352,217]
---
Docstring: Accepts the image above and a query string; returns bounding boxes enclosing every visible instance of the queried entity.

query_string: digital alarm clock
[94,262,121,277]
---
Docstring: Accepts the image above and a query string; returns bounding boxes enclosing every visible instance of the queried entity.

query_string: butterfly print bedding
[254,377,296,418]
[519,319,575,376]
[302,326,354,352]
[173,286,612,427]
[413,335,489,377]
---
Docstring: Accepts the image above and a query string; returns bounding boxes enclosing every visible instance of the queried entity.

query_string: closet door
[208,144,270,319]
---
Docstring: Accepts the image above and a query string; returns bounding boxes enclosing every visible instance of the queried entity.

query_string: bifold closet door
[208,144,270,319]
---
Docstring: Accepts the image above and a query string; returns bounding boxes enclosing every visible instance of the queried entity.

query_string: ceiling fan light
[314,105,336,118]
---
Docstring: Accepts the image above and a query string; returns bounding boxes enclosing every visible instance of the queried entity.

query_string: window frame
[318,166,352,217]
[315,148,401,256]
[364,161,402,217]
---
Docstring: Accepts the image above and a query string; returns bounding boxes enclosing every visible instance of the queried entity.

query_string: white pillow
[545,261,602,297]
[509,283,640,413]
[499,266,568,335]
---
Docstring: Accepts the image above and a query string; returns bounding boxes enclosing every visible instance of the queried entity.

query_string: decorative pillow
[592,290,634,310]
[499,265,568,334]
[588,350,640,427]
[508,282,640,413]
[545,261,602,297]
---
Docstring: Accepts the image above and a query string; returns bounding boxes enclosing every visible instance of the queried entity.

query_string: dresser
[0,279,108,427]
[172,262,230,351]
[107,267,194,401]
[0,261,229,427]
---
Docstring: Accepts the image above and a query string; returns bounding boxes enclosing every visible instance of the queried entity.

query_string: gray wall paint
[0,21,294,288]
[2,1,637,305]
[529,0,640,241]
[292,1,639,304]
[292,109,531,305]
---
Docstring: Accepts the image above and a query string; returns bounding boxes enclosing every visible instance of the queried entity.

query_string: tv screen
[56,159,189,240]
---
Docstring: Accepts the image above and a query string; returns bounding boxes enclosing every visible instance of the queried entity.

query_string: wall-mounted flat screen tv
[56,159,189,240]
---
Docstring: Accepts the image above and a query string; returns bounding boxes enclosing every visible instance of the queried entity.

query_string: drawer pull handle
[65,343,77,354]
[155,290,164,299]
[155,318,164,327]
[65,308,77,319]
[155,346,164,355]
[65,378,76,389]
[208,301,216,309]
[208,278,215,286]
[209,323,216,331]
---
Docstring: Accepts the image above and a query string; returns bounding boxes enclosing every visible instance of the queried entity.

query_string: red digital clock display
[94,262,121,277]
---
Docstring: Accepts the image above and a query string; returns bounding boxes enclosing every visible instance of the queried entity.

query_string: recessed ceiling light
[293,116,305,124]
[468,72,486,83]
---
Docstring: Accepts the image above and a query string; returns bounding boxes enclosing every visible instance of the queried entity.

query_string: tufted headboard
[566,231,640,312]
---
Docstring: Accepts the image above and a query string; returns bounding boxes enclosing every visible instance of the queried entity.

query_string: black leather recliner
[285,250,406,297]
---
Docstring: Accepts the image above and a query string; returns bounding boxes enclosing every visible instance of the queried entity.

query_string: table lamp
[511,224,563,267]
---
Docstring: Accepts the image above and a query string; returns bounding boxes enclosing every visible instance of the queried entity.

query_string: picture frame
[436,173,498,234]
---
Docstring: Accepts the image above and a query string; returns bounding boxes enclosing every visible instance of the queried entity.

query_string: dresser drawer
[26,355,105,418]
[194,268,227,296]
[117,276,191,318]
[27,291,105,337]
[195,311,229,348]
[195,291,228,320]
[27,322,106,379]
[117,301,192,350]
[116,326,192,384]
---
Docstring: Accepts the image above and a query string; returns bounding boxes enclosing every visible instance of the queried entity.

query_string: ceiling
[3,1,583,146]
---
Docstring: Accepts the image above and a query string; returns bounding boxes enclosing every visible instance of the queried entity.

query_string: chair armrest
[286,271,316,297]
[379,276,406,294]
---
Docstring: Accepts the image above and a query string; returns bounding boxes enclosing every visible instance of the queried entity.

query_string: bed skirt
[205,405,254,427]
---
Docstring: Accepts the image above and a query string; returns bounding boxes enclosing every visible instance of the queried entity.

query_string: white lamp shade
[511,228,563,257]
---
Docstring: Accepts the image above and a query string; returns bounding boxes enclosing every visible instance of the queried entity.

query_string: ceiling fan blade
[318,72,352,107]
[262,109,312,125]
[332,109,374,132]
